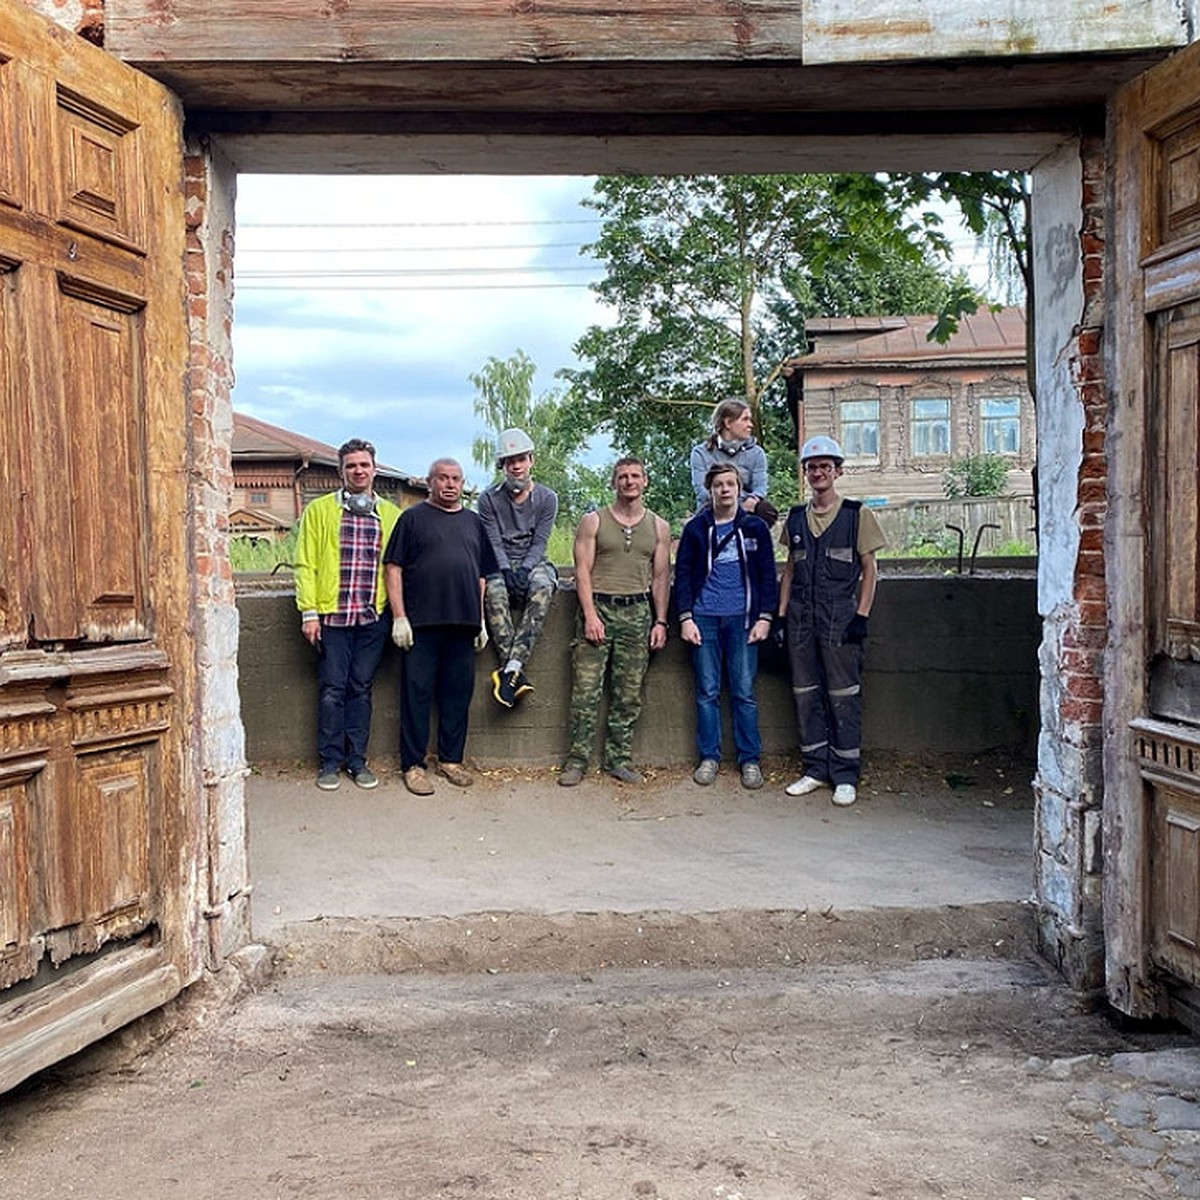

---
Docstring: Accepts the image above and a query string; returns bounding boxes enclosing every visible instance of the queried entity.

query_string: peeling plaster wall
[1030,137,1109,992]
[183,139,251,969]
[22,0,102,43]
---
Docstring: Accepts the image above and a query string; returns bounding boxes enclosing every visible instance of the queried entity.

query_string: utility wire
[238,218,600,229]
[238,241,593,254]
[237,265,598,279]
[236,280,598,292]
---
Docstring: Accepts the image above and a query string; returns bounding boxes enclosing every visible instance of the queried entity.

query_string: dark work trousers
[786,618,864,787]
[400,625,477,770]
[316,615,390,775]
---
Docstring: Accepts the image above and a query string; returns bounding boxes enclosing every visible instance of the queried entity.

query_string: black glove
[502,567,519,594]
[844,613,869,644]
[771,615,787,651]
[754,499,779,528]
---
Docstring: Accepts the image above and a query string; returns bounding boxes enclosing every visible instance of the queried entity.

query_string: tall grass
[229,528,297,573]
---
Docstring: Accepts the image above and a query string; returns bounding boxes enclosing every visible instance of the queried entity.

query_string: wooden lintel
[132,53,1171,121]
[107,0,808,65]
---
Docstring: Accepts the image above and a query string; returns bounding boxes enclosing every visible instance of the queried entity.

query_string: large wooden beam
[108,0,808,65]
[104,0,1176,122]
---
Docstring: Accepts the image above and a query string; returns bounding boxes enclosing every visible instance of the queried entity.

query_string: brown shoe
[403,766,435,796]
[435,760,474,788]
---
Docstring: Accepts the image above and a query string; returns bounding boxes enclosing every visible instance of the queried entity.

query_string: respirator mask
[341,489,378,516]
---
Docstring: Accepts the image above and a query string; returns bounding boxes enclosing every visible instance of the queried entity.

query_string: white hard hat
[496,428,535,465]
[800,434,845,464]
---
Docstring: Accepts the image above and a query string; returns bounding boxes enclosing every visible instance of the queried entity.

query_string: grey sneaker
[558,764,585,787]
[316,769,341,791]
[693,759,719,786]
[605,765,644,785]
[740,762,764,790]
[351,766,378,790]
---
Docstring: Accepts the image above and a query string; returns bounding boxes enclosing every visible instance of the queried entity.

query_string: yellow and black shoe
[491,669,516,708]
[511,671,534,701]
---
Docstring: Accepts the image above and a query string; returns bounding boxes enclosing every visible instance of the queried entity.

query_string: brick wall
[183,140,252,971]
[1031,133,1110,993]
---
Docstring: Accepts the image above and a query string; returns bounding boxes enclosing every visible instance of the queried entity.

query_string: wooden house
[783,307,1035,506]
[231,411,428,534]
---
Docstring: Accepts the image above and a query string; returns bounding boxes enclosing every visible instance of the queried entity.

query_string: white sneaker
[832,784,857,807]
[785,775,826,797]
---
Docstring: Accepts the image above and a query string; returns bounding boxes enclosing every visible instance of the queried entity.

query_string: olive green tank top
[592,507,657,594]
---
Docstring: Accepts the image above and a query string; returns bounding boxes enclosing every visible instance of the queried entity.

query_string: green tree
[891,171,1030,343]
[561,174,969,520]
[469,349,607,527]
[943,454,1010,498]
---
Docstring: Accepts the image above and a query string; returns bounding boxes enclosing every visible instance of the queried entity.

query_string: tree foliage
[890,171,1031,342]
[943,454,1010,498]
[560,174,971,520]
[469,349,608,527]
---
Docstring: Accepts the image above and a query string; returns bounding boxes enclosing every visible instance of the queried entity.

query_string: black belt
[593,592,649,607]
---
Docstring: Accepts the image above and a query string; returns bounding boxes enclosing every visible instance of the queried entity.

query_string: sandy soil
[0,931,1187,1200]
[0,754,1185,1199]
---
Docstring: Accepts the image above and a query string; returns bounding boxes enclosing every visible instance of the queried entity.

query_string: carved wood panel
[1158,304,1200,661]
[1162,118,1200,248]
[0,0,193,1091]
[0,51,17,209]
[0,261,23,652]
[1152,788,1200,984]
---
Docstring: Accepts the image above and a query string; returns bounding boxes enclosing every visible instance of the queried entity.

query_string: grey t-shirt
[477,481,558,570]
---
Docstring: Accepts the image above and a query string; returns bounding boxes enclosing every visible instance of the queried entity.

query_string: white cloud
[231,175,608,489]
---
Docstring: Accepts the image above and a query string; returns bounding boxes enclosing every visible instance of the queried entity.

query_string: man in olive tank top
[559,456,671,786]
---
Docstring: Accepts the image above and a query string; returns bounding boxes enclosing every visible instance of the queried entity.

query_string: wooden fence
[870,494,1037,555]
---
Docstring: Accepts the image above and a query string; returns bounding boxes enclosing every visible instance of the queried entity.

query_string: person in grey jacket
[477,428,559,707]
[688,397,776,526]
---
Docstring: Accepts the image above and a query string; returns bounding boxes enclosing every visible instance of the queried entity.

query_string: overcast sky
[231,175,991,491]
[231,175,608,489]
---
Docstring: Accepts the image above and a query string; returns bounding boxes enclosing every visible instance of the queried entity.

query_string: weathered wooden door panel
[0,0,195,1092]
[1113,36,1200,1015]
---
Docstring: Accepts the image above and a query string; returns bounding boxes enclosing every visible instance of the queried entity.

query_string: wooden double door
[1113,38,1200,1020]
[0,0,196,1090]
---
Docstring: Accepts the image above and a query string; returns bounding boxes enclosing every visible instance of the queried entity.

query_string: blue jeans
[690,613,762,766]
[317,615,390,774]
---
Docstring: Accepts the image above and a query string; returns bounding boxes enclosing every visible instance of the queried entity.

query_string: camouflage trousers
[565,598,652,771]
[484,561,557,668]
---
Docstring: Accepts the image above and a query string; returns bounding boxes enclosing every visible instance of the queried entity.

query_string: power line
[237,264,598,279]
[236,280,599,292]
[238,241,593,255]
[238,218,600,229]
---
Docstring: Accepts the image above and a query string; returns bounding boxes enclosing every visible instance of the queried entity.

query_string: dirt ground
[0,755,1192,1199]
[1,925,1192,1198]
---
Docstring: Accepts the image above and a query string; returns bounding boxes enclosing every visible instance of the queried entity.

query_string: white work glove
[474,622,489,653]
[391,616,413,651]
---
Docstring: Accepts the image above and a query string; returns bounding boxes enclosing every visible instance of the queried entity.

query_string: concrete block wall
[237,574,1040,770]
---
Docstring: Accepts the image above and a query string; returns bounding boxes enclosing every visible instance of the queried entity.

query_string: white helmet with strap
[800,434,845,464]
[496,427,535,467]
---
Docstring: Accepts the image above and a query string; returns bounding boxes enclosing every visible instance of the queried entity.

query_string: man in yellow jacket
[294,438,402,791]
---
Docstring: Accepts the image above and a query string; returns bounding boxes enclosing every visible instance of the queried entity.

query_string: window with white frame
[910,397,950,456]
[840,399,880,458]
[249,490,269,506]
[981,396,1020,455]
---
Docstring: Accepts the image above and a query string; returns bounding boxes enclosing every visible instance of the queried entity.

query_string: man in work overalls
[777,435,885,807]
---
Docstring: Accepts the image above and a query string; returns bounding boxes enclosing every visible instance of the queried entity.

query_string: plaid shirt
[323,508,383,627]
